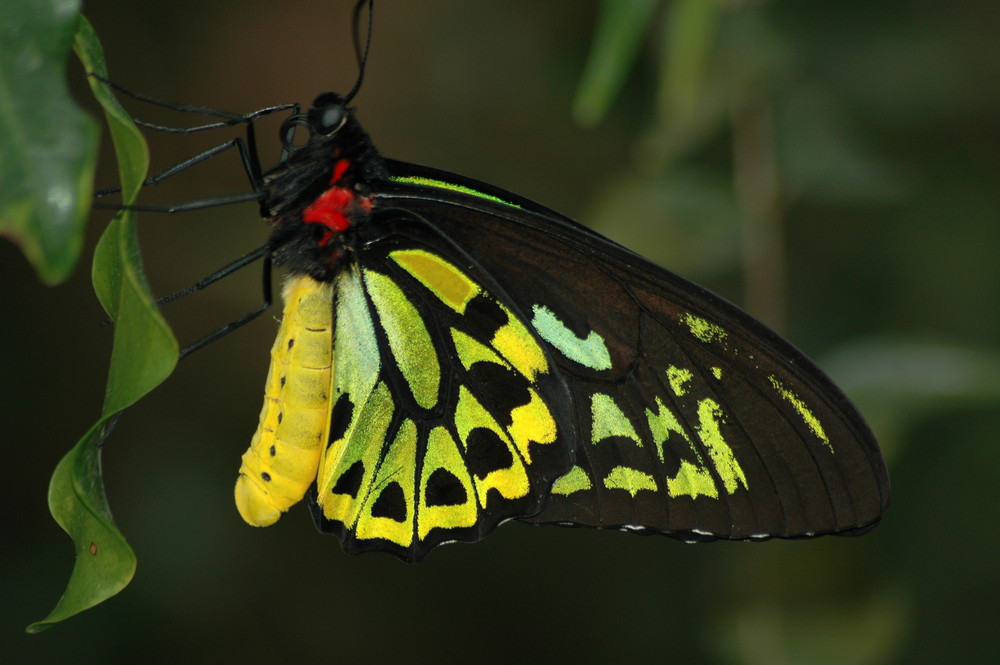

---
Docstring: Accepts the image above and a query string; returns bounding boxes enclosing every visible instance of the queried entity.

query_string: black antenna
[344,0,374,104]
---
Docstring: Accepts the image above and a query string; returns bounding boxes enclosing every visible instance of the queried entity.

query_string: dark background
[3,0,999,662]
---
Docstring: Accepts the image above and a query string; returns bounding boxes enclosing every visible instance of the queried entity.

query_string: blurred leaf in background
[0,0,97,284]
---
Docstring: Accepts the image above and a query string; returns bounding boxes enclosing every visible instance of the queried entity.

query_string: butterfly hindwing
[309,230,575,560]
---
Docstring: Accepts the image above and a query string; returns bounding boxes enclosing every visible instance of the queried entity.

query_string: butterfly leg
[93,138,259,200]
[178,252,274,359]
[91,74,296,130]
[156,246,269,307]
[90,74,301,209]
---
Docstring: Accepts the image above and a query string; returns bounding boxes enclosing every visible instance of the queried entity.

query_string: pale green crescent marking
[695,398,748,494]
[769,375,833,451]
[680,313,728,344]
[550,465,592,496]
[389,174,521,209]
[530,304,612,370]
[666,366,693,396]
[603,466,657,497]
[590,393,641,445]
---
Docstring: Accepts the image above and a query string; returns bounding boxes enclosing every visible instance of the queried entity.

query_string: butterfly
[188,1,889,563]
[218,86,890,562]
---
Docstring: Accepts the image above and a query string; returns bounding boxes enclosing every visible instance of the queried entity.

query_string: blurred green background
[3,0,999,662]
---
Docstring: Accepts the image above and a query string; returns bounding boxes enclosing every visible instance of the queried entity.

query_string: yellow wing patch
[454,386,531,504]
[353,418,418,547]
[418,426,478,538]
[390,248,480,313]
[490,302,548,382]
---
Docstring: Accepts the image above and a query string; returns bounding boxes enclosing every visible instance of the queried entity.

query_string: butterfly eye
[314,105,347,135]
[279,114,312,152]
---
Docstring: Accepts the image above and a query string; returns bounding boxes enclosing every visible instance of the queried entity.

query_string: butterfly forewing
[372,164,889,542]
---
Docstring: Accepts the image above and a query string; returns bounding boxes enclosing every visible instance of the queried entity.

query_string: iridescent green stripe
[389,174,522,209]
[769,375,832,451]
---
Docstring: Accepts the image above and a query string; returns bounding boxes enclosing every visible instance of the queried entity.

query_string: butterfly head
[307,93,350,137]
[262,93,384,281]
[278,93,358,154]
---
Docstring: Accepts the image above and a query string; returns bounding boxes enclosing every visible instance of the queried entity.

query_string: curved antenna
[343,0,374,104]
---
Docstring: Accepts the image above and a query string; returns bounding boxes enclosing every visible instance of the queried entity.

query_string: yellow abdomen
[235,275,334,526]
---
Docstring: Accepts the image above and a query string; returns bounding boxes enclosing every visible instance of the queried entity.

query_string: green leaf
[573,0,660,127]
[75,17,147,200]
[30,15,178,631]
[92,209,179,416]
[26,417,136,633]
[0,0,98,284]
[74,14,151,320]
[78,14,176,414]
